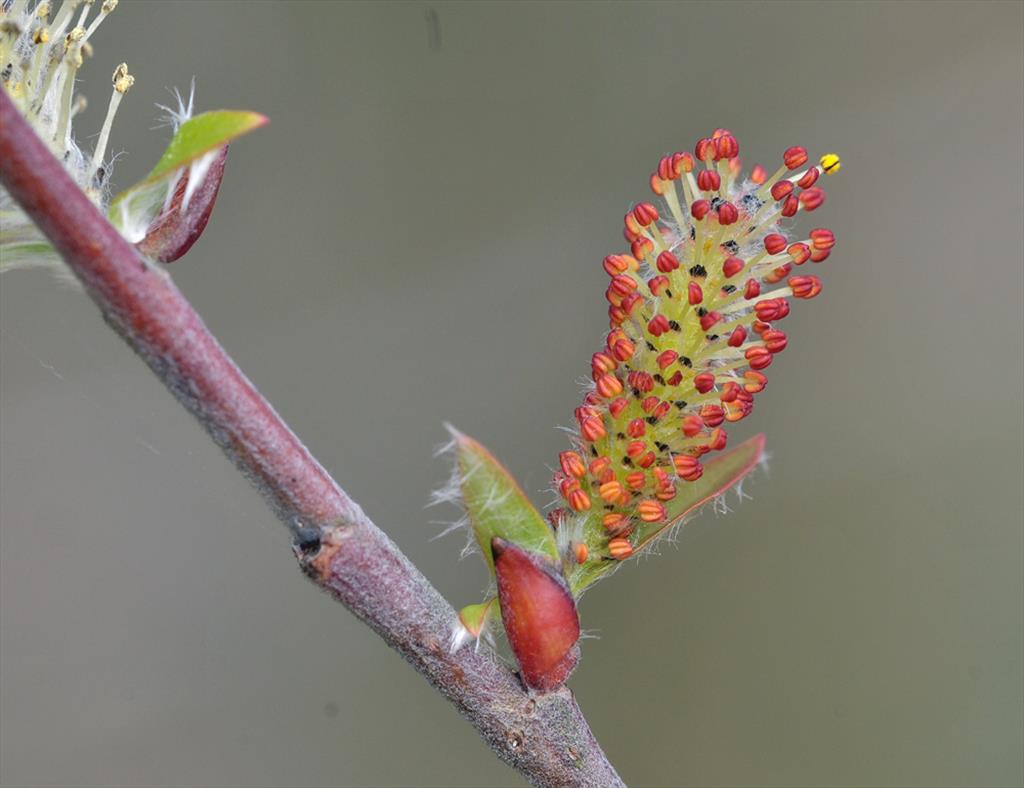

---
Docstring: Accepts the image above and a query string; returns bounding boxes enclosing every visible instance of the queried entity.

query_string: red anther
[723,256,744,277]
[628,370,655,393]
[603,512,628,532]
[673,455,704,482]
[719,381,741,402]
[608,305,626,327]
[611,338,635,362]
[743,370,767,393]
[809,227,836,250]
[631,236,654,260]
[656,155,676,181]
[581,416,606,441]
[701,404,725,427]
[640,395,659,415]
[697,169,721,192]
[691,199,711,220]
[799,187,826,211]
[647,275,669,296]
[728,324,748,347]
[717,201,739,225]
[621,292,643,316]
[649,173,665,195]
[609,396,629,418]
[755,298,790,321]
[583,392,602,406]
[797,167,819,188]
[568,488,591,512]
[681,414,703,437]
[715,134,739,160]
[559,451,586,478]
[783,145,808,170]
[744,278,761,299]
[652,400,671,420]
[724,399,753,423]
[745,346,773,370]
[764,263,792,284]
[637,451,656,468]
[810,247,830,263]
[711,127,732,139]
[626,440,647,460]
[787,242,811,264]
[656,250,680,272]
[627,418,646,438]
[623,212,642,240]
[764,233,787,255]
[633,202,659,227]
[651,466,668,483]
[666,370,683,386]
[596,373,623,398]
[575,405,599,424]
[694,372,716,393]
[591,351,617,377]
[605,285,622,307]
[700,311,723,331]
[789,275,823,299]
[606,328,627,349]
[598,480,624,504]
[707,427,728,451]
[781,193,799,218]
[694,137,715,161]
[750,164,767,184]
[752,320,770,335]
[657,349,679,370]
[688,281,704,305]
[573,542,589,564]
[637,499,667,523]
[762,329,788,353]
[602,254,635,276]
[677,151,695,173]
[771,180,794,201]
[648,314,671,337]
[608,537,634,560]
[656,481,678,502]
[589,454,612,477]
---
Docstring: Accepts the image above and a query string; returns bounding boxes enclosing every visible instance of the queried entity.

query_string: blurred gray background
[2,1,1022,786]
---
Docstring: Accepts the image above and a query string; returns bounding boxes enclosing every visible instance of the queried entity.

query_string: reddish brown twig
[0,89,623,788]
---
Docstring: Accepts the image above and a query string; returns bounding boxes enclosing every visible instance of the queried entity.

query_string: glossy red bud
[492,538,581,692]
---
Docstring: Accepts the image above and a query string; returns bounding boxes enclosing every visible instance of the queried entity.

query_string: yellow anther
[33,26,49,44]
[820,153,841,174]
[112,61,133,93]
[64,26,86,51]
[36,3,52,20]
[102,0,118,13]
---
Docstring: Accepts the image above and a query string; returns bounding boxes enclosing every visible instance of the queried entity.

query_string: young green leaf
[451,430,558,575]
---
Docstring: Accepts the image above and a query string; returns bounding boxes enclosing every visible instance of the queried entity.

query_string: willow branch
[0,90,623,788]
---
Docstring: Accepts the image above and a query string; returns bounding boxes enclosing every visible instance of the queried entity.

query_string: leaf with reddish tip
[451,429,558,575]
[492,537,580,692]
[636,433,766,551]
[458,598,498,639]
[568,433,766,595]
[109,110,267,262]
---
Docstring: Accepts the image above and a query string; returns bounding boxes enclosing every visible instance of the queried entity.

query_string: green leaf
[457,598,498,638]
[451,429,558,575]
[146,110,267,183]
